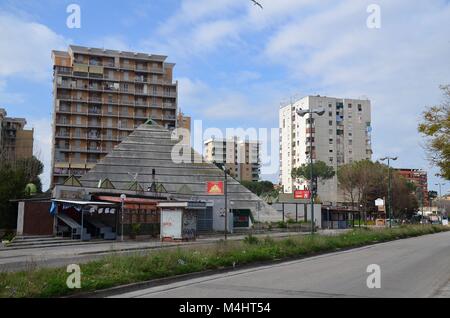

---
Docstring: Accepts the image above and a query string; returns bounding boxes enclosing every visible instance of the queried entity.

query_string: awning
[52,199,118,206]
[50,199,118,215]
[94,195,158,210]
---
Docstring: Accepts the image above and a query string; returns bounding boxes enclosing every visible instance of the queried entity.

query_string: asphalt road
[111,231,450,298]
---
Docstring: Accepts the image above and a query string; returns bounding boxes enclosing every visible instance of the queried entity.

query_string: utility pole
[380,156,397,228]
[120,194,126,241]
[224,166,228,240]
[297,106,325,234]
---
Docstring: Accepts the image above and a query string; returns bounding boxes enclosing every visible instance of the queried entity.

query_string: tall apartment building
[51,45,178,186]
[0,108,34,162]
[279,95,372,203]
[204,138,261,182]
[395,168,429,206]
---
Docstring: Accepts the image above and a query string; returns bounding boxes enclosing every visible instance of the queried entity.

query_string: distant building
[204,137,261,182]
[395,168,429,207]
[279,95,372,203]
[51,45,178,187]
[177,111,191,146]
[177,111,191,133]
[0,108,34,162]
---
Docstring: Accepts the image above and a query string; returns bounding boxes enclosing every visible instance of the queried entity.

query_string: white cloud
[0,12,68,80]
[27,117,52,191]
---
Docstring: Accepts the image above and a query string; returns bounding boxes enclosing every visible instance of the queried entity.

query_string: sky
[0,0,449,195]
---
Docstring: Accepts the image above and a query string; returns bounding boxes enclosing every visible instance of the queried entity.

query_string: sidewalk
[0,229,347,272]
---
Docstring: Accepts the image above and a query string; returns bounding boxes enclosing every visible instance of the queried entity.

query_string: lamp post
[120,193,126,241]
[327,207,330,229]
[380,156,397,228]
[297,106,325,234]
[435,183,445,198]
[213,161,230,240]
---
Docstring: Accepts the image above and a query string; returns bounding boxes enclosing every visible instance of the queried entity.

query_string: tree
[0,156,44,229]
[337,159,420,221]
[241,180,274,196]
[418,85,450,180]
[291,161,335,196]
[428,190,438,207]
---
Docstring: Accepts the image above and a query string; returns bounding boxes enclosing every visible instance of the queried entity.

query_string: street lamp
[213,161,230,240]
[380,156,397,228]
[296,106,325,234]
[120,193,126,241]
[435,183,446,198]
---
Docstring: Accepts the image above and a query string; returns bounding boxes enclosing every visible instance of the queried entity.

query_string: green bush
[243,234,259,245]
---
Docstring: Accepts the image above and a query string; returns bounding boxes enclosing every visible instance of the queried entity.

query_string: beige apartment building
[51,45,178,186]
[0,108,34,162]
[279,95,372,203]
[204,138,261,182]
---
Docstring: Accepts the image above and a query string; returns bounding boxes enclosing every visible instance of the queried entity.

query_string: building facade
[0,108,34,162]
[204,138,261,182]
[51,45,178,186]
[395,168,429,207]
[177,111,191,147]
[279,95,372,203]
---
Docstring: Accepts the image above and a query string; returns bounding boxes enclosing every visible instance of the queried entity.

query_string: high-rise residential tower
[51,45,178,186]
[204,138,261,182]
[0,107,34,162]
[279,95,372,203]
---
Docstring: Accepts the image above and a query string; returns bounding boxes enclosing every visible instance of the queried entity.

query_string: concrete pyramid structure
[80,121,280,222]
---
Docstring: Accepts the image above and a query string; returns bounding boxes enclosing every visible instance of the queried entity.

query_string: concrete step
[14,235,54,240]
[1,239,114,251]
[8,238,74,247]
[13,236,64,243]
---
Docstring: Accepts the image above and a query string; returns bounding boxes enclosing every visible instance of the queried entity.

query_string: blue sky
[0,0,449,195]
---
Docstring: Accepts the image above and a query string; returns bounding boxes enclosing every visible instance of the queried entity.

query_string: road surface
[111,231,450,298]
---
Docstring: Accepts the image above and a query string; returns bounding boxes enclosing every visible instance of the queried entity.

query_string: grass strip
[0,225,448,298]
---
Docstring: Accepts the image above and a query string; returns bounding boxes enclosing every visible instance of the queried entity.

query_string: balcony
[89,97,102,103]
[163,92,177,98]
[55,121,71,127]
[71,133,87,139]
[56,132,70,138]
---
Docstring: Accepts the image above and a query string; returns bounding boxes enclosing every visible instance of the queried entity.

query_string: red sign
[294,190,311,199]
[206,181,224,195]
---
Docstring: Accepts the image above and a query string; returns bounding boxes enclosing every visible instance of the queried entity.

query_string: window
[349,140,353,145]
[329,120,333,126]
[329,138,333,144]
[348,103,352,108]
[329,149,333,153]
[329,111,332,117]
[358,104,362,111]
